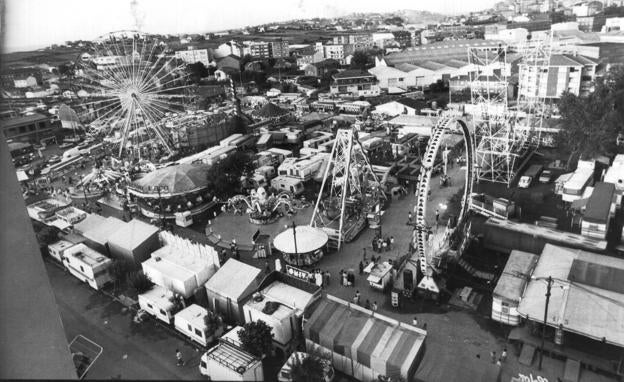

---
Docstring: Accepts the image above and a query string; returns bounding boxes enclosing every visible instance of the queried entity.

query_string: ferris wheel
[73,30,195,158]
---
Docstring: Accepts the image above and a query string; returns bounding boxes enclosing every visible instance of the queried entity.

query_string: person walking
[390,236,394,250]
[435,209,440,226]
[407,211,412,225]
[176,349,184,366]
[362,248,367,263]
[359,261,364,275]
[382,239,388,252]
[372,301,378,311]
[324,270,330,286]
[341,270,348,287]
[490,351,496,364]
[354,290,361,305]
[412,316,418,326]
[501,348,507,362]
[364,299,371,309]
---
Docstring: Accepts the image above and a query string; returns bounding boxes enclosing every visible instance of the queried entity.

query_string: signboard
[511,374,548,382]
[286,265,311,281]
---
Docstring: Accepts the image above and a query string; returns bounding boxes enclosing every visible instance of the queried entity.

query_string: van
[271,175,304,195]
[518,164,543,189]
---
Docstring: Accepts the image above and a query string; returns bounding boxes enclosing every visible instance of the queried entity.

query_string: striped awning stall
[304,298,425,380]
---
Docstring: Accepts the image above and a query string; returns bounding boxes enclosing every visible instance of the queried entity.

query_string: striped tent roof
[304,298,425,380]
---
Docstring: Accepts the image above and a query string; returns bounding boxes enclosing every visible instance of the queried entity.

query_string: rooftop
[518,244,624,347]
[493,250,538,302]
[583,182,615,223]
[175,303,207,326]
[108,219,159,250]
[332,69,375,79]
[0,113,49,129]
[204,259,262,301]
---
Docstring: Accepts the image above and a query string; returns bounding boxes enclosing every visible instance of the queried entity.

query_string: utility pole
[291,221,298,259]
[539,275,553,370]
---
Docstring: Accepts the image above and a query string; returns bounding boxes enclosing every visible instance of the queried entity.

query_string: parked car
[47,155,61,164]
[539,170,553,183]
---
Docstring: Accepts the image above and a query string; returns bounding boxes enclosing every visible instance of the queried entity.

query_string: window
[200,361,207,369]
[160,309,166,315]
[38,122,46,130]
[80,265,85,272]
[290,186,294,192]
[19,126,26,134]
[187,324,192,331]
[147,303,153,309]
[195,328,203,337]
[28,124,36,132]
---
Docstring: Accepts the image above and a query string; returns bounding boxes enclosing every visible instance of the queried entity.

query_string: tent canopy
[130,163,211,196]
[304,297,425,380]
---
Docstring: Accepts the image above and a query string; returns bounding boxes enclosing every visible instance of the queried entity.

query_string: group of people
[307,269,331,288]
[339,269,355,287]
[352,290,379,311]
[371,235,394,253]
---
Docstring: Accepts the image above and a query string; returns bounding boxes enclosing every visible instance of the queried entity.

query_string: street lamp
[155,185,168,228]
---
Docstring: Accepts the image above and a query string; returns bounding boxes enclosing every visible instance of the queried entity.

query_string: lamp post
[539,275,553,370]
[286,222,298,263]
[156,185,167,229]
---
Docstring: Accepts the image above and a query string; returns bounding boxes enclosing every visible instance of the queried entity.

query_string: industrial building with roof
[1,112,55,143]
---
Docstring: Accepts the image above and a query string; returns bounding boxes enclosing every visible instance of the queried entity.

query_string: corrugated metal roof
[583,182,615,223]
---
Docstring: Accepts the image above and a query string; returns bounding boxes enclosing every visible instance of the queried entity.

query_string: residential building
[1,113,55,143]
[371,32,395,48]
[392,30,413,48]
[518,54,598,99]
[295,45,325,69]
[372,98,421,117]
[175,47,210,66]
[577,14,607,32]
[304,59,340,78]
[215,55,241,73]
[330,69,380,97]
[323,44,346,64]
[213,41,246,58]
[0,68,43,89]
[332,33,374,50]
[268,39,289,58]
[247,41,271,58]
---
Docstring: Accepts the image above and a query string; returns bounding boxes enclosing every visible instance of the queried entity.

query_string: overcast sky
[4,0,497,52]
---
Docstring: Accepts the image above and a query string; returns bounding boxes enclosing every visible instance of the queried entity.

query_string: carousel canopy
[273,226,328,254]
[130,163,211,196]
[257,102,288,118]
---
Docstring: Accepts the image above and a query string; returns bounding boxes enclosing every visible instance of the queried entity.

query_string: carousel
[127,163,215,223]
[273,225,328,266]
[225,187,294,225]
[70,165,125,203]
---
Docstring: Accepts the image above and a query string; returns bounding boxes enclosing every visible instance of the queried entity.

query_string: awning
[367,274,382,284]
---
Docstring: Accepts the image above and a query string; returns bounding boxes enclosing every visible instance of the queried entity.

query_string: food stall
[366,261,394,291]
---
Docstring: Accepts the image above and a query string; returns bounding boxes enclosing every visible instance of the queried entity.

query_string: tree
[203,310,222,336]
[127,271,154,294]
[187,62,209,83]
[206,151,254,198]
[240,54,255,72]
[289,353,325,382]
[237,320,274,357]
[556,65,624,163]
[350,50,369,70]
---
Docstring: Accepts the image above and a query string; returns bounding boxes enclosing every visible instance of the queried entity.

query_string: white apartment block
[175,48,210,66]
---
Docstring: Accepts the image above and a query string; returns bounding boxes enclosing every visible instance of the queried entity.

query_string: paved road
[45,260,204,380]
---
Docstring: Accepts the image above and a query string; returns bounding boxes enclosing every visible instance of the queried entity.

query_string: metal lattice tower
[468,45,519,186]
[310,128,381,249]
[515,33,553,149]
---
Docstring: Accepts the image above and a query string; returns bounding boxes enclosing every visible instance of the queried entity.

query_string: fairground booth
[127,163,217,223]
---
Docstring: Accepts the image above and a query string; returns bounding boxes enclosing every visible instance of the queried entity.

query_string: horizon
[3,0,497,53]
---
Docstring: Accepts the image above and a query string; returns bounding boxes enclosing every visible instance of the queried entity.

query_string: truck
[518,164,543,188]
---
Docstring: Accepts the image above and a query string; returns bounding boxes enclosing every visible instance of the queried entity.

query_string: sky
[3,0,498,52]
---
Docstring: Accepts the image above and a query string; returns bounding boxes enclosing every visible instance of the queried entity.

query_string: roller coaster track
[412,116,475,294]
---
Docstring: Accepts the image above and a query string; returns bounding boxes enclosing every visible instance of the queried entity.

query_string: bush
[127,271,153,294]
[238,320,274,357]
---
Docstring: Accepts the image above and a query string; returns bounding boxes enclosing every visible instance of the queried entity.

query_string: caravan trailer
[174,304,224,346]
[271,176,304,196]
[62,243,112,290]
[138,285,177,324]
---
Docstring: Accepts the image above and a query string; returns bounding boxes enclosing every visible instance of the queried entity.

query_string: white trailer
[48,239,77,263]
[62,243,112,290]
[138,285,177,324]
[174,304,223,346]
[200,326,264,381]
